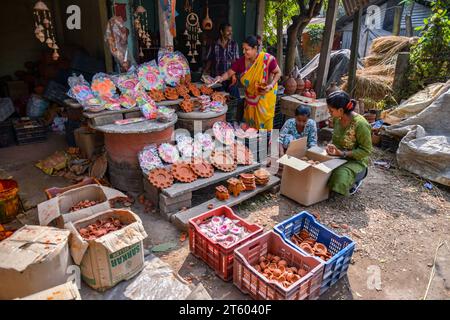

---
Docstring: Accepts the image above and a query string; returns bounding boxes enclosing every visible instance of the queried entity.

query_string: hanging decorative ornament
[134,1,152,60]
[202,0,213,31]
[243,0,247,14]
[33,1,59,60]
[185,12,201,64]
[184,0,192,13]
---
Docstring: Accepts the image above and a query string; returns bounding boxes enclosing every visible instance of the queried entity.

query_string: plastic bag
[136,94,157,120]
[26,94,49,118]
[104,16,134,71]
[91,73,118,99]
[139,144,164,175]
[67,74,96,106]
[113,70,142,95]
[137,60,165,91]
[158,49,190,87]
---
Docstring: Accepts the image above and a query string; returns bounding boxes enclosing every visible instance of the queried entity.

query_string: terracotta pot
[302,90,312,98]
[284,77,297,95]
[304,79,312,90]
[296,78,305,92]
[310,89,317,99]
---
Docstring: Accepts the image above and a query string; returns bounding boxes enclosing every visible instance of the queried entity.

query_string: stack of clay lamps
[69,200,100,212]
[210,151,237,172]
[134,3,152,58]
[188,83,201,97]
[190,159,214,178]
[300,156,321,165]
[78,218,124,241]
[254,168,270,186]
[253,253,308,288]
[33,1,59,60]
[148,168,174,189]
[179,99,194,113]
[172,161,198,183]
[176,84,190,96]
[200,85,213,96]
[149,89,165,102]
[240,173,256,191]
[291,229,333,261]
[215,185,230,201]
[233,143,254,165]
[164,87,179,100]
[211,92,226,104]
[227,178,246,197]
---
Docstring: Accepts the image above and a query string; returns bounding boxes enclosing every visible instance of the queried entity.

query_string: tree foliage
[263,0,300,46]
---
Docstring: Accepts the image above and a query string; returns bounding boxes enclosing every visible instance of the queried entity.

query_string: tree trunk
[405,3,415,37]
[276,9,284,74]
[285,24,300,76]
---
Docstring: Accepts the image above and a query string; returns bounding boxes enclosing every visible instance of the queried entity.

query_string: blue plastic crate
[274,211,355,295]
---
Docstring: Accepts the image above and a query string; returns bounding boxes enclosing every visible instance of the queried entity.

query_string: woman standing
[326,91,372,196]
[279,106,317,156]
[215,36,282,130]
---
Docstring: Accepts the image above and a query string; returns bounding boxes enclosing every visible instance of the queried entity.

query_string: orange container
[0,179,20,224]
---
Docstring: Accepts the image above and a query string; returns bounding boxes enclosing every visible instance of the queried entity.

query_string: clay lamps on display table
[148,168,174,189]
[172,161,198,183]
[215,185,230,201]
[190,159,214,178]
[210,151,237,172]
[227,178,246,197]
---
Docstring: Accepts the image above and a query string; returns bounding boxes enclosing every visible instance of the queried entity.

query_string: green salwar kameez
[328,114,372,196]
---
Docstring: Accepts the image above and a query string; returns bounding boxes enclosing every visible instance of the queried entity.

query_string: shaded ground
[1,134,449,300]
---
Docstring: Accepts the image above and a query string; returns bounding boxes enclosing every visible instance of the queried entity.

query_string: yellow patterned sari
[240,52,278,130]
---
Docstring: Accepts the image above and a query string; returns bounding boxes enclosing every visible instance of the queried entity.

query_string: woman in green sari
[326,91,372,196]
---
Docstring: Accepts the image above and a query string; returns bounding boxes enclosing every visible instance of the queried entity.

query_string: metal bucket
[0,179,20,223]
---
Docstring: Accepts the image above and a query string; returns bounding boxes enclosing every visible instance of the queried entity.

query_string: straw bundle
[370,36,417,56]
[342,72,393,101]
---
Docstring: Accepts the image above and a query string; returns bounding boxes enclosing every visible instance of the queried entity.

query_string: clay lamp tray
[189,84,201,97]
[172,161,198,183]
[211,92,226,104]
[210,151,237,172]
[233,144,254,165]
[164,87,179,100]
[215,185,230,201]
[179,99,194,113]
[190,159,214,178]
[148,168,174,189]
[200,85,214,96]
[149,89,166,102]
[227,177,246,197]
[176,84,190,96]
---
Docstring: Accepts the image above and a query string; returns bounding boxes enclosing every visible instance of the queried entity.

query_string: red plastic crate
[233,231,324,300]
[188,205,264,281]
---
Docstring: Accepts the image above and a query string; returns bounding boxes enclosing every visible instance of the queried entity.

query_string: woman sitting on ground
[278,106,317,157]
[326,91,372,195]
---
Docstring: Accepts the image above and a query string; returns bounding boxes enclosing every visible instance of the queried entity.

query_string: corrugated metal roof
[400,3,431,29]
[342,0,371,16]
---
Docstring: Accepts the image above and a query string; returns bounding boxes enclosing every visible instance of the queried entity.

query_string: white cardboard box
[66,209,148,292]
[38,184,127,228]
[280,95,329,123]
[18,281,81,300]
[277,137,347,206]
[0,225,71,300]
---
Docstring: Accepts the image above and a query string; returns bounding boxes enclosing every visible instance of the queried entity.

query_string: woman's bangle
[342,150,347,158]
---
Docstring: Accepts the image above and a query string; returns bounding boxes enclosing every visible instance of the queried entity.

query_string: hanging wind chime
[134,3,152,58]
[184,5,201,64]
[33,1,59,61]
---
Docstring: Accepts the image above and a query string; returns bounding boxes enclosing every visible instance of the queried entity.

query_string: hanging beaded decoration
[184,11,202,64]
[134,3,152,58]
[33,1,59,60]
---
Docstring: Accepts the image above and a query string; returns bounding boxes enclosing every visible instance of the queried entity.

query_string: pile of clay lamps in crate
[69,200,100,212]
[78,218,125,241]
[291,229,333,261]
[253,253,308,288]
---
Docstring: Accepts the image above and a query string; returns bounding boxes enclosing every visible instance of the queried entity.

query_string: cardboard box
[74,127,104,159]
[277,137,347,206]
[66,209,147,292]
[18,281,81,300]
[0,225,71,300]
[280,95,329,123]
[38,184,127,228]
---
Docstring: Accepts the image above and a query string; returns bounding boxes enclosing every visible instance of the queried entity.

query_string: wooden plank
[171,175,280,231]
[347,9,362,96]
[392,6,403,36]
[162,163,261,198]
[315,0,340,98]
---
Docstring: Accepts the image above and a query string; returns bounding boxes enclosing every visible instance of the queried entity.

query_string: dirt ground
[1,133,449,300]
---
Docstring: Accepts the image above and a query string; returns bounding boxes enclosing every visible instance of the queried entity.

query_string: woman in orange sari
[215,36,282,130]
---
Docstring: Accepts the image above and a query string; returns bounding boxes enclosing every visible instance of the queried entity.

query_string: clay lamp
[200,85,213,96]
[300,242,314,255]
[313,243,328,256]
[172,161,198,183]
[164,87,179,100]
[179,99,194,113]
[148,168,174,189]
[215,185,230,201]
[190,159,214,178]
[211,92,226,104]
[189,84,201,97]
[282,281,292,288]
[299,230,310,240]
[149,89,165,102]
[227,177,246,197]
[176,84,190,96]
[210,151,237,172]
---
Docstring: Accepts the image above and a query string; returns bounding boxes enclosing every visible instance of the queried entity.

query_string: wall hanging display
[33,1,59,60]
[184,11,202,64]
[134,3,152,58]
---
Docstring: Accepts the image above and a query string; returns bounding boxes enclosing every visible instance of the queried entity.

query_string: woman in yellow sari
[215,36,282,130]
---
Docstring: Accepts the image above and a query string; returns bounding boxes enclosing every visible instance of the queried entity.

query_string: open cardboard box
[38,184,127,228]
[18,281,81,300]
[66,209,147,292]
[277,137,347,206]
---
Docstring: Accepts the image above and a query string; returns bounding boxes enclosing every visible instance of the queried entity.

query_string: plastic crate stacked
[274,211,355,295]
[13,118,47,145]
